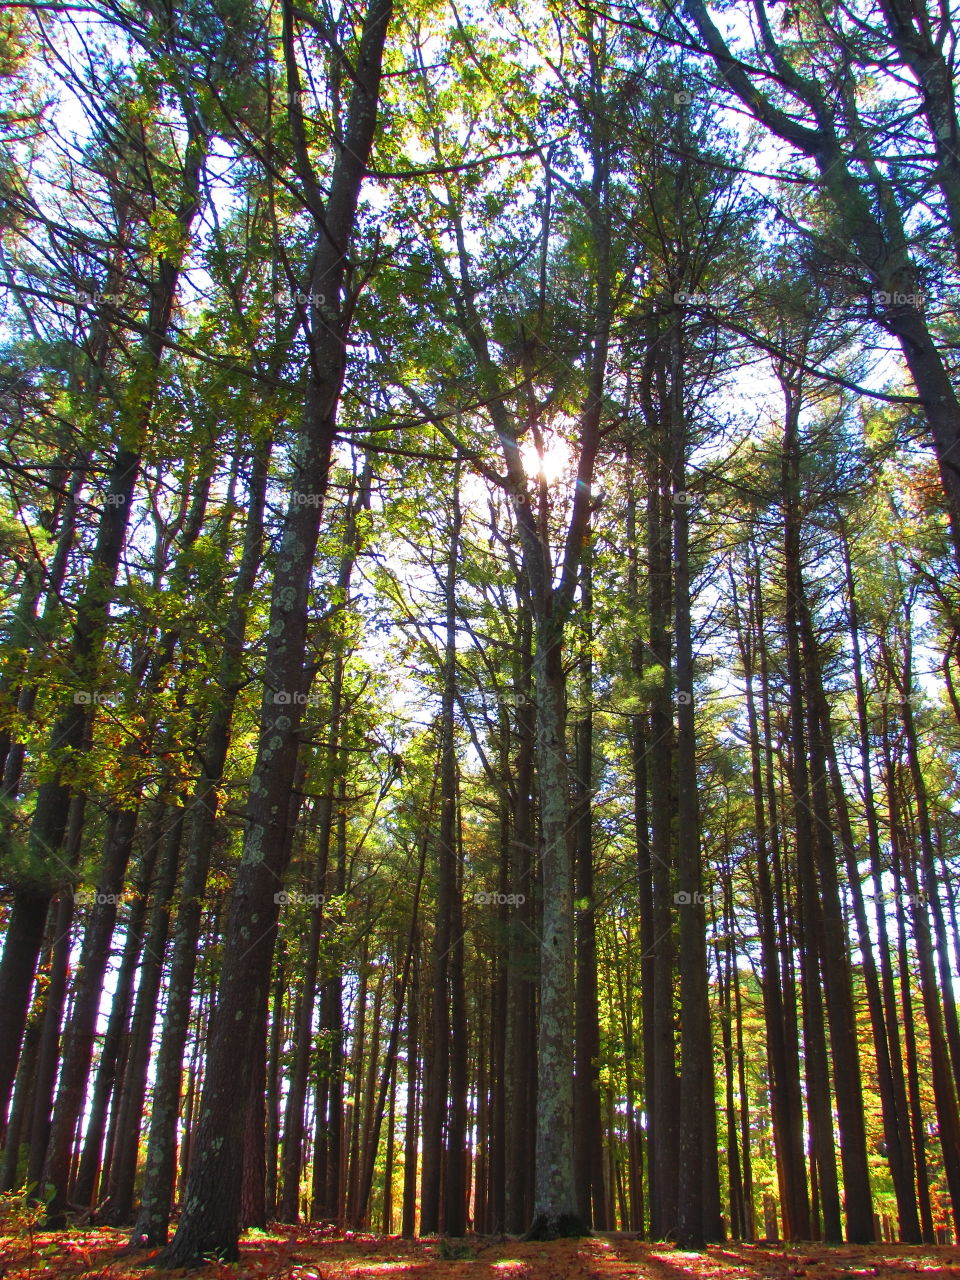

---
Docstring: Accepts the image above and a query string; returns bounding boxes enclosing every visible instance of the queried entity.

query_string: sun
[520,430,573,485]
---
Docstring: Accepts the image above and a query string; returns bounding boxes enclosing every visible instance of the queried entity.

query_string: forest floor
[1,1228,959,1280]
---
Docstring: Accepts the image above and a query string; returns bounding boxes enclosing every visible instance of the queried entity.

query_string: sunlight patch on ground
[346,1266,431,1276]
[3,1231,960,1280]
[349,1263,431,1271]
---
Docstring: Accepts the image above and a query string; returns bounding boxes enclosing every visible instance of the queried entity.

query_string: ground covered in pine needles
[1,1228,959,1280]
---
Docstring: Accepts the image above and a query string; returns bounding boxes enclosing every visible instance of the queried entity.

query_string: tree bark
[780,397,842,1243]
[265,946,286,1220]
[839,529,920,1242]
[505,606,538,1235]
[671,315,721,1248]
[573,536,606,1230]
[98,809,186,1223]
[443,478,468,1239]
[401,934,420,1239]
[731,556,810,1240]
[71,842,156,1210]
[797,584,874,1242]
[0,118,205,1133]
[130,445,271,1247]
[280,468,368,1222]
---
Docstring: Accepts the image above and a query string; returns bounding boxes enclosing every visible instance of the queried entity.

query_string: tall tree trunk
[444,497,469,1239]
[823,726,918,1241]
[130,443,271,1247]
[731,557,810,1240]
[0,121,205,1130]
[644,380,680,1238]
[732,944,755,1239]
[780,400,842,1243]
[626,443,656,1240]
[890,820,936,1243]
[346,940,371,1225]
[526,615,581,1237]
[401,934,420,1239]
[896,645,960,1098]
[354,832,426,1228]
[505,607,537,1235]
[280,467,368,1222]
[25,821,82,1198]
[383,1049,398,1234]
[421,467,467,1236]
[71,845,157,1210]
[796,581,874,1242]
[573,534,605,1230]
[0,995,43,1191]
[42,805,140,1220]
[717,922,744,1239]
[757,566,811,1241]
[265,947,286,1220]
[157,0,391,1253]
[881,724,960,1231]
[0,893,51,1137]
[489,764,510,1235]
[672,322,720,1247]
[240,981,269,1231]
[98,809,186,1223]
[315,770,348,1227]
[839,530,920,1242]
[445,40,610,1233]
[45,461,214,1224]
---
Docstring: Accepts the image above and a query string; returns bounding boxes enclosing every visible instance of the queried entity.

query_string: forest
[1,0,960,1275]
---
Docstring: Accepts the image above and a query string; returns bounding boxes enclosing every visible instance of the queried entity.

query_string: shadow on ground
[2,1226,959,1279]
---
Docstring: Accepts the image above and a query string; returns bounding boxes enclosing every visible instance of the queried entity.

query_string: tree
[157,0,393,1260]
